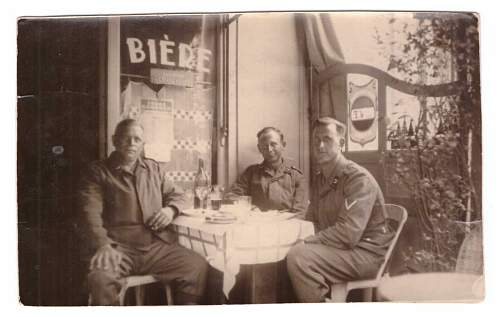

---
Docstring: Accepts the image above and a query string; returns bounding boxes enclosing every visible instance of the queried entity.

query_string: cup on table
[236,195,252,210]
[184,190,195,209]
[233,196,251,219]
[209,185,224,211]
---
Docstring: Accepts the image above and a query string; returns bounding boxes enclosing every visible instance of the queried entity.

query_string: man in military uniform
[225,127,308,213]
[286,117,394,302]
[79,119,208,305]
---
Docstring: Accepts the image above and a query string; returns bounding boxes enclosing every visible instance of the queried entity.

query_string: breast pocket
[141,171,163,216]
[278,174,292,189]
[102,178,137,224]
[249,173,265,196]
[269,175,293,208]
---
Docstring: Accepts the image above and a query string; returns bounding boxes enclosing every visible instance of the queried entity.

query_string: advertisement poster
[118,15,218,188]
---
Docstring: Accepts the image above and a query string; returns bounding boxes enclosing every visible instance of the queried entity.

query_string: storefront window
[111,15,219,189]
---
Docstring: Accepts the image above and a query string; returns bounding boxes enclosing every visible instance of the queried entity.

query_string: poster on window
[120,81,174,162]
[117,15,218,189]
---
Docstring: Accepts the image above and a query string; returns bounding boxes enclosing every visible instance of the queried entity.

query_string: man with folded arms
[79,119,208,305]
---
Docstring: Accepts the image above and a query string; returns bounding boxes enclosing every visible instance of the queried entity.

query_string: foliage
[375,14,481,272]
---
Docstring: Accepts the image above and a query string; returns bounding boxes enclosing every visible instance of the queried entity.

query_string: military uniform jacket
[305,155,394,255]
[78,152,187,253]
[226,159,308,213]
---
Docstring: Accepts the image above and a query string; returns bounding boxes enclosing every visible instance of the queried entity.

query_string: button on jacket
[78,152,187,252]
[226,159,308,213]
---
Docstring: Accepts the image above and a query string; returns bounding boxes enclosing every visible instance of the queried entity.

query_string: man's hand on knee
[90,244,124,273]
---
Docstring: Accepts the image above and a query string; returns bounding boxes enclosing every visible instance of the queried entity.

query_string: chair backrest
[374,203,408,280]
[455,223,483,274]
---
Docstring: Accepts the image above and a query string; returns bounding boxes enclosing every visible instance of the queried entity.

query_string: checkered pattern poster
[118,15,218,190]
[120,81,214,190]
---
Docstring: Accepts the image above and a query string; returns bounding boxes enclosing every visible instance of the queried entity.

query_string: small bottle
[194,158,210,209]
[408,119,417,147]
[402,117,408,137]
[393,122,402,149]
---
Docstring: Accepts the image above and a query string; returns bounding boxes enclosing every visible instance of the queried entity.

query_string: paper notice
[140,98,174,162]
[121,82,175,162]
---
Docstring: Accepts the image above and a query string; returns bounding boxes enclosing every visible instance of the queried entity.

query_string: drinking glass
[209,185,224,211]
[236,195,252,211]
[194,186,210,209]
[184,190,195,209]
[234,196,252,221]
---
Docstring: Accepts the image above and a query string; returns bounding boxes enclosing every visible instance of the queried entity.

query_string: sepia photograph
[16,7,484,308]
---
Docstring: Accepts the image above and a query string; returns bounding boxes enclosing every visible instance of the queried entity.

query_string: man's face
[112,124,145,163]
[313,124,343,165]
[257,130,285,164]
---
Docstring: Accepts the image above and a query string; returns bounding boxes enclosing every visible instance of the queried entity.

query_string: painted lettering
[126,38,146,63]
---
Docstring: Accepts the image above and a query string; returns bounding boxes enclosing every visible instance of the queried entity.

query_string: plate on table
[182,208,213,218]
[205,211,238,224]
[246,210,298,222]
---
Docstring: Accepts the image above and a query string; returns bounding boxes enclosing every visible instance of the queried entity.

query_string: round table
[378,272,484,302]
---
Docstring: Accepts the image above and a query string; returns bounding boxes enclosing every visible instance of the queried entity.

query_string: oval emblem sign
[350,95,376,131]
[347,78,378,150]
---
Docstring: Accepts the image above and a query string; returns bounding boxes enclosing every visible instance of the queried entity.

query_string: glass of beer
[209,185,223,211]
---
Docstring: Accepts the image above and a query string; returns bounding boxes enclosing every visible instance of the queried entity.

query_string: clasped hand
[146,207,176,231]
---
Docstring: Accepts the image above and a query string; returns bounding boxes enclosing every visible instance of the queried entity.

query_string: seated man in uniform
[79,119,208,305]
[225,127,308,214]
[286,117,395,302]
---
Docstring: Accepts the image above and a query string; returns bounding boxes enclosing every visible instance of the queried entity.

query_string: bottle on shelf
[402,117,408,137]
[392,121,402,149]
[408,119,418,148]
[193,158,210,209]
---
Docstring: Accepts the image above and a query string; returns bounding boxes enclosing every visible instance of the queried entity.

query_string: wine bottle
[193,158,210,209]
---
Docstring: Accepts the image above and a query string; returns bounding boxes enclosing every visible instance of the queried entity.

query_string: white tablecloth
[170,212,315,296]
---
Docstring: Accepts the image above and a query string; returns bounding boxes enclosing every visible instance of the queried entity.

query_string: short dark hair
[313,117,346,138]
[113,119,144,137]
[257,127,285,144]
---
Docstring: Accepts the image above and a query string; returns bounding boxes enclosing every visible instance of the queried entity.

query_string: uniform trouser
[87,240,208,305]
[286,242,384,302]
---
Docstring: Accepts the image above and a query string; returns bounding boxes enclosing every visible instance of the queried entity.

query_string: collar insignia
[329,176,339,191]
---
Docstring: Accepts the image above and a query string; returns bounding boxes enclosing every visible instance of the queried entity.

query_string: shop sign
[348,78,378,147]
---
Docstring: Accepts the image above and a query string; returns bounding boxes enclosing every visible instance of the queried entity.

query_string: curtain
[297,13,346,122]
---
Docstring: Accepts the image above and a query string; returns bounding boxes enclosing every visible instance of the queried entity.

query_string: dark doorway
[17,17,107,305]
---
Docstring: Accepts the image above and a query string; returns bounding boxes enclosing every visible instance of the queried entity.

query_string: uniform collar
[317,154,348,181]
[106,151,147,173]
[259,158,292,176]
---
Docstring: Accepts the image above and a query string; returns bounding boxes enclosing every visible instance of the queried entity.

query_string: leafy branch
[378,14,480,272]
